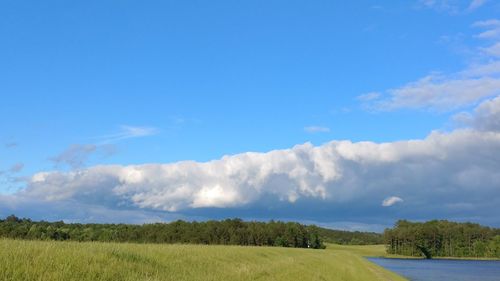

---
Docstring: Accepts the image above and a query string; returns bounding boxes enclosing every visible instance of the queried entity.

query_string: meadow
[0,239,406,281]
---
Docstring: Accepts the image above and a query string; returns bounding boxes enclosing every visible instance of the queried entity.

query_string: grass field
[0,239,407,281]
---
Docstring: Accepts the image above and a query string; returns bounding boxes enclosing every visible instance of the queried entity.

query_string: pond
[367,257,500,281]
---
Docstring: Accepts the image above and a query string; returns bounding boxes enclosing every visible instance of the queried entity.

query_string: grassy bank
[328,244,421,259]
[0,239,406,281]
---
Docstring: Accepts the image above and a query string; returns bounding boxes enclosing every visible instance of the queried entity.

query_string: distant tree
[384,220,500,258]
[5,215,21,223]
[489,236,500,258]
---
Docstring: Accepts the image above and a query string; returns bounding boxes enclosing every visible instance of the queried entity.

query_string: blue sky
[1,0,500,231]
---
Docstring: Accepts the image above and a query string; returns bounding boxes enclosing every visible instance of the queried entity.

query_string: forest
[0,215,325,248]
[384,220,500,258]
[315,227,382,245]
[0,215,385,248]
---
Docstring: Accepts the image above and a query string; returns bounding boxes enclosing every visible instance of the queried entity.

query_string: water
[367,257,500,281]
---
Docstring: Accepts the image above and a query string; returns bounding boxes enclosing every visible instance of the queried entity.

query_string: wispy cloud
[50,144,98,169]
[359,72,500,111]
[357,92,380,102]
[481,42,500,57]
[359,19,500,112]
[468,0,488,10]
[49,143,118,170]
[473,19,500,39]
[418,0,458,13]
[417,0,489,13]
[304,126,331,133]
[96,125,159,144]
[9,163,24,173]
[4,142,18,149]
[49,126,157,169]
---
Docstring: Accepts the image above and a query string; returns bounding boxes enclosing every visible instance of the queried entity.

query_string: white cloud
[9,97,500,228]
[359,73,500,111]
[382,196,404,207]
[454,95,500,131]
[468,0,488,10]
[460,61,500,77]
[97,125,159,144]
[473,19,500,39]
[481,42,500,57]
[418,0,460,13]
[418,0,489,13]
[121,126,158,137]
[357,92,381,102]
[304,126,331,133]
[9,163,24,173]
[359,19,500,112]
[11,127,500,224]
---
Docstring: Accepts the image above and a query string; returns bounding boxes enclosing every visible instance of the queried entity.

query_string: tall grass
[0,239,406,281]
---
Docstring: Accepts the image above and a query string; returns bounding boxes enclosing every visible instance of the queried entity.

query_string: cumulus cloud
[6,97,500,228]
[454,95,500,131]
[382,196,404,207]
[304,126,331,133]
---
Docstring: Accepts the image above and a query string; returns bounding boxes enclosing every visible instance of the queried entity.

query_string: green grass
[0,239,407,281]
[327,244,420,259]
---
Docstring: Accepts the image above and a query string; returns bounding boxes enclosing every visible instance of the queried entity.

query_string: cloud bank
[22,127,500,213]
[2,94,500,229]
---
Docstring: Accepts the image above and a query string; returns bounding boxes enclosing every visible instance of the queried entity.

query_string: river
[367,257,500,281]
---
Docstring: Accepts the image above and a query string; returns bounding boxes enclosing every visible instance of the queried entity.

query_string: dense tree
[314,227,383,245]
[0,215,391,248]
[0,215,330,249]
[384,220,500,258]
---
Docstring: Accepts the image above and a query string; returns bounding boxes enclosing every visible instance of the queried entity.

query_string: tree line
[0,215,329,248]
[384,220,500,258]
[315,227,382,245]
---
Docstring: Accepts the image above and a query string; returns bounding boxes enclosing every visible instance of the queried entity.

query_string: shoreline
[367,255,500,261]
